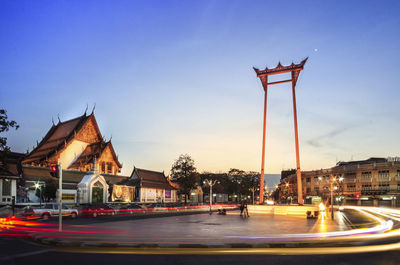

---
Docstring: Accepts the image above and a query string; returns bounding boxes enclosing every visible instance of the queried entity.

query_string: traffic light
[355,194,360,200]
[50,165,59,178]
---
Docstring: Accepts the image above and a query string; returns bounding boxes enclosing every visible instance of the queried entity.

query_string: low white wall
[247,205,319,216]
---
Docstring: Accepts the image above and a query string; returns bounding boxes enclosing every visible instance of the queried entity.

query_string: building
[277,157,400,207]
[0,167,19,204]
[5,111,127,203]
[120,167,177,203]
[0,152,24,204]
[77,161,109,204]
[22,111,121,174]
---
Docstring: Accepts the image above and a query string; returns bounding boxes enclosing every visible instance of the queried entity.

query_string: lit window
[2,179,11,196]
[361,172,371,179]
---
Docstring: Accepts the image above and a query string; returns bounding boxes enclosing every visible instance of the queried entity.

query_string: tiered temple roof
[23,114,91,165]
[22,112,121,170]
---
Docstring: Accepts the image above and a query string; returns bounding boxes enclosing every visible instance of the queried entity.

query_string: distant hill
[264,174,280,191]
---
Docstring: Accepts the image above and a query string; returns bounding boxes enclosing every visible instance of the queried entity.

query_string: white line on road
[0,249,52,261]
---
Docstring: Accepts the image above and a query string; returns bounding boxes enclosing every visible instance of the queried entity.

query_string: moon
[314,48,318,52]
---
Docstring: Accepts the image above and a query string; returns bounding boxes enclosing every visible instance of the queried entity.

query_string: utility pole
[330,174,334,220]
[58,163,63,231]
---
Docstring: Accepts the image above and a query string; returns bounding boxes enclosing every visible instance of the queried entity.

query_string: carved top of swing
[253,57,308,76]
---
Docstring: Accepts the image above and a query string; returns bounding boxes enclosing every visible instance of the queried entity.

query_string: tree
[35,178,58,202]
[0,109,19,169]
[170,154,199,204]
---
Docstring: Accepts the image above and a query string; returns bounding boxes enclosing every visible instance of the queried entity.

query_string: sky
[1,0,400,176]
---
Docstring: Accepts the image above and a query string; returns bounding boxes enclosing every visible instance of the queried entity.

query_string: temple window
[101,162,106,173]
[107,162,112,174]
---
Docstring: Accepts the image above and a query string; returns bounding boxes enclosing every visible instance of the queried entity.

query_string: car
[79,204,117,217]
[152,203,167,212]
[32,203,78,220]
[119,204,144,214]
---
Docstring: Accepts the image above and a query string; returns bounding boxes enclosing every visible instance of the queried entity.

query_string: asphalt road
[1,207,399,265]
[1,237,399,265]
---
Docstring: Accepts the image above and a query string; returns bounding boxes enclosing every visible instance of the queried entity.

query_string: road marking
[0,249,51,261]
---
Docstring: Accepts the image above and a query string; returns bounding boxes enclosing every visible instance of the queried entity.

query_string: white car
[33,204,78,219]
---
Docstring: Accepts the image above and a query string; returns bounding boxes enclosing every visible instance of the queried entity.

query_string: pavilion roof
[121,167,177,190]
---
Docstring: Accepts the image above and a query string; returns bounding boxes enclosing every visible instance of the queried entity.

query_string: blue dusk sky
[1,0,400,176]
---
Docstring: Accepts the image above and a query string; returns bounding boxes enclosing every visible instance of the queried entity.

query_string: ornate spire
[91,103,96,115]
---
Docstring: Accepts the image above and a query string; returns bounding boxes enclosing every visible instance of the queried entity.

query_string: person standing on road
[243,200,249,217]
[240,200,244,216]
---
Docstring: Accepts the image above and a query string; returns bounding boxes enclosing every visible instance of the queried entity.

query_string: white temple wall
[59,140,88,168]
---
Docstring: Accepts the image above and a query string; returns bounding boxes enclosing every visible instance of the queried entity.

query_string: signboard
[62,194,75,201]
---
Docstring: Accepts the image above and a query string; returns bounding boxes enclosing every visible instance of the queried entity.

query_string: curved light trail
[1,206,400,255]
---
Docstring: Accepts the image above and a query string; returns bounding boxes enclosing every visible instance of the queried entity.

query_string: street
[1,207,400,265]
[1,236,399,265]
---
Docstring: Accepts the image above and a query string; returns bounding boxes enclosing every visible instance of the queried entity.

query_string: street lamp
[285,183,291,204]
[249,187,260,205]
[203,179,219,214]
[34,182,42,207]
[330,174,344,220]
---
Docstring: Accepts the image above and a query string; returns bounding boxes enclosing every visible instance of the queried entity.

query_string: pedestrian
[243,200,249,217]
[240,200,244,216]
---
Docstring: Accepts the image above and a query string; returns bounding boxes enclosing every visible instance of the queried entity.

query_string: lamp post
[249,187,259,205]
[34,182,42,207]
[58,163,63,231]
[338,176,344,206]
[329,175,344,220]
[203,179,219,214]
[330,176,334,220]
[285,183,290,204]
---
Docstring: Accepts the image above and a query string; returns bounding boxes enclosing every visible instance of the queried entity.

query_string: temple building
[22,111,121,173]
[0,152,24,204]
[12,111,127,203]
[120,167,178,203]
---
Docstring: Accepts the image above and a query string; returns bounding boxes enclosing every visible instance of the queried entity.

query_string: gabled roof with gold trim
[22,114,91,165]
[22,112,121,169]
[69,141,122,169]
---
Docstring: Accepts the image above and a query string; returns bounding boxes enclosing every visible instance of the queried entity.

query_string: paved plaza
[36,210,353,245]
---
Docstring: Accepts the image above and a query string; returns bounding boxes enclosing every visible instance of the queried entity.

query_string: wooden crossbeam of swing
[267,79,292,86]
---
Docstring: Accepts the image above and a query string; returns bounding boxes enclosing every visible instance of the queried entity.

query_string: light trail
[56,242,400,255]
[1,205,400,252]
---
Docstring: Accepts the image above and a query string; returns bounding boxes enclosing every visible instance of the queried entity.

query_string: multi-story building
[277,157,400,207]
